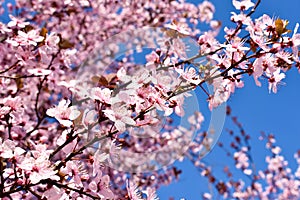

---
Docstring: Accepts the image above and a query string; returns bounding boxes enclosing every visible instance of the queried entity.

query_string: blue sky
[158,0,300,199]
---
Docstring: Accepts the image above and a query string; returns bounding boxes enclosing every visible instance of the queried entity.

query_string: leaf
[73,110,83,126]
[38,27,48,46]
[40,27,48,38]
[91,75,108,86]
[15,76,24,90]
[0,35,7,43]
[249,38,258,53]
[91,75,101,83]
[275,18,291,36]
[91,73,117,88]
[66,8,78,15]
[105,73,117,83]
[59,38,74,49]
[24,25,34,32]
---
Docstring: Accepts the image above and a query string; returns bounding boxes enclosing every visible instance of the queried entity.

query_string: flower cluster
[0,0,299,199]
[192,108,300,200]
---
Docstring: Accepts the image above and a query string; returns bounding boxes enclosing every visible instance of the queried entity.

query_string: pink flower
[30,143,53,159]
[175,67,201,85]
[103,104,136,132]
[146,50,160,69]
[267,68,285,93]
[165,22,191,37]
[275,51,293,66]
[2,96,20,109]
[0,138,25,159]
[89,87,111,104]
[27,68,52,76]
[208,76,240,110]
[136,115,159,127]
[126,180,142,200]
[232,0,255,11]
[272,146,281,155]
[0,22,12,33]
[231,12,252,25]
[46,99,81,127]
[234,149,249,169]
[188,111,205,130]
[143,187,159,200]
[117,67,131,82]
[292,23,300,58]
[203,193,212,200]
[19,146,60,184]
[56,130,77,154]
[243,168,252,175]
[164,96,185,117]
[18,30,44,46]
[198,31,220,53]
[0,106,11,117]
[61,161,86,186]
[266,155,285,172]
[252,57,264,86]
[82,109,98,129]
[44,32,60,54]
[198,1,215,23]
[220,40,250,53]
[126,180,159,200]
[7,30,44,46]
[249,34,270,51]
[92,148,109,176]
[7,14,30,28]
[89,171,114,199]
[208,93,227,111]
[42,186,67,200]
[21,158,59,184]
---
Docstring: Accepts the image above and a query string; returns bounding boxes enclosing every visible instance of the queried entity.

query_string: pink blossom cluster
[0,0,299,199]
[191,109,300,200]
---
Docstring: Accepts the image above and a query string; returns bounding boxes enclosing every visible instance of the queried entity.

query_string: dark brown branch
[51,181,101,199]
[49,130,78,160]
[0,61,20,75]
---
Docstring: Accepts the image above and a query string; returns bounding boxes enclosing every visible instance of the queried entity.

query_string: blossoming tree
[0,0,299,199]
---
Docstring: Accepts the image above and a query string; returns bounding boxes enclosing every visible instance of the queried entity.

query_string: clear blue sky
[158,0,300,199]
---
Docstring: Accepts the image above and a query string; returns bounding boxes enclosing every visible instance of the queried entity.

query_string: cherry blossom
[88,171,115,199]
[27,68,52,76]
[89,87,112,104]
[175,67,202,85]
[230,12,252,25]
[198,1,215,23]
[103,104,136,132]
[0,0,299,199]
[7,14,29,28]
[46,99,81,127]
[42,186,68,200]
[232,0,255,11]
[165,22,191,37]
[0,138,25,159]
[126,180,142,200]
[10,30,44,46]
[252,56,264,86]
[60,161,86,187]
[194,111,300,199]
[126,180,159,200]
[220,40,250,53]
[19,150,60,184]
[267,68,286,93]
[55,130,77,154]
[233,148,250,169]
[292,23,300,58]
